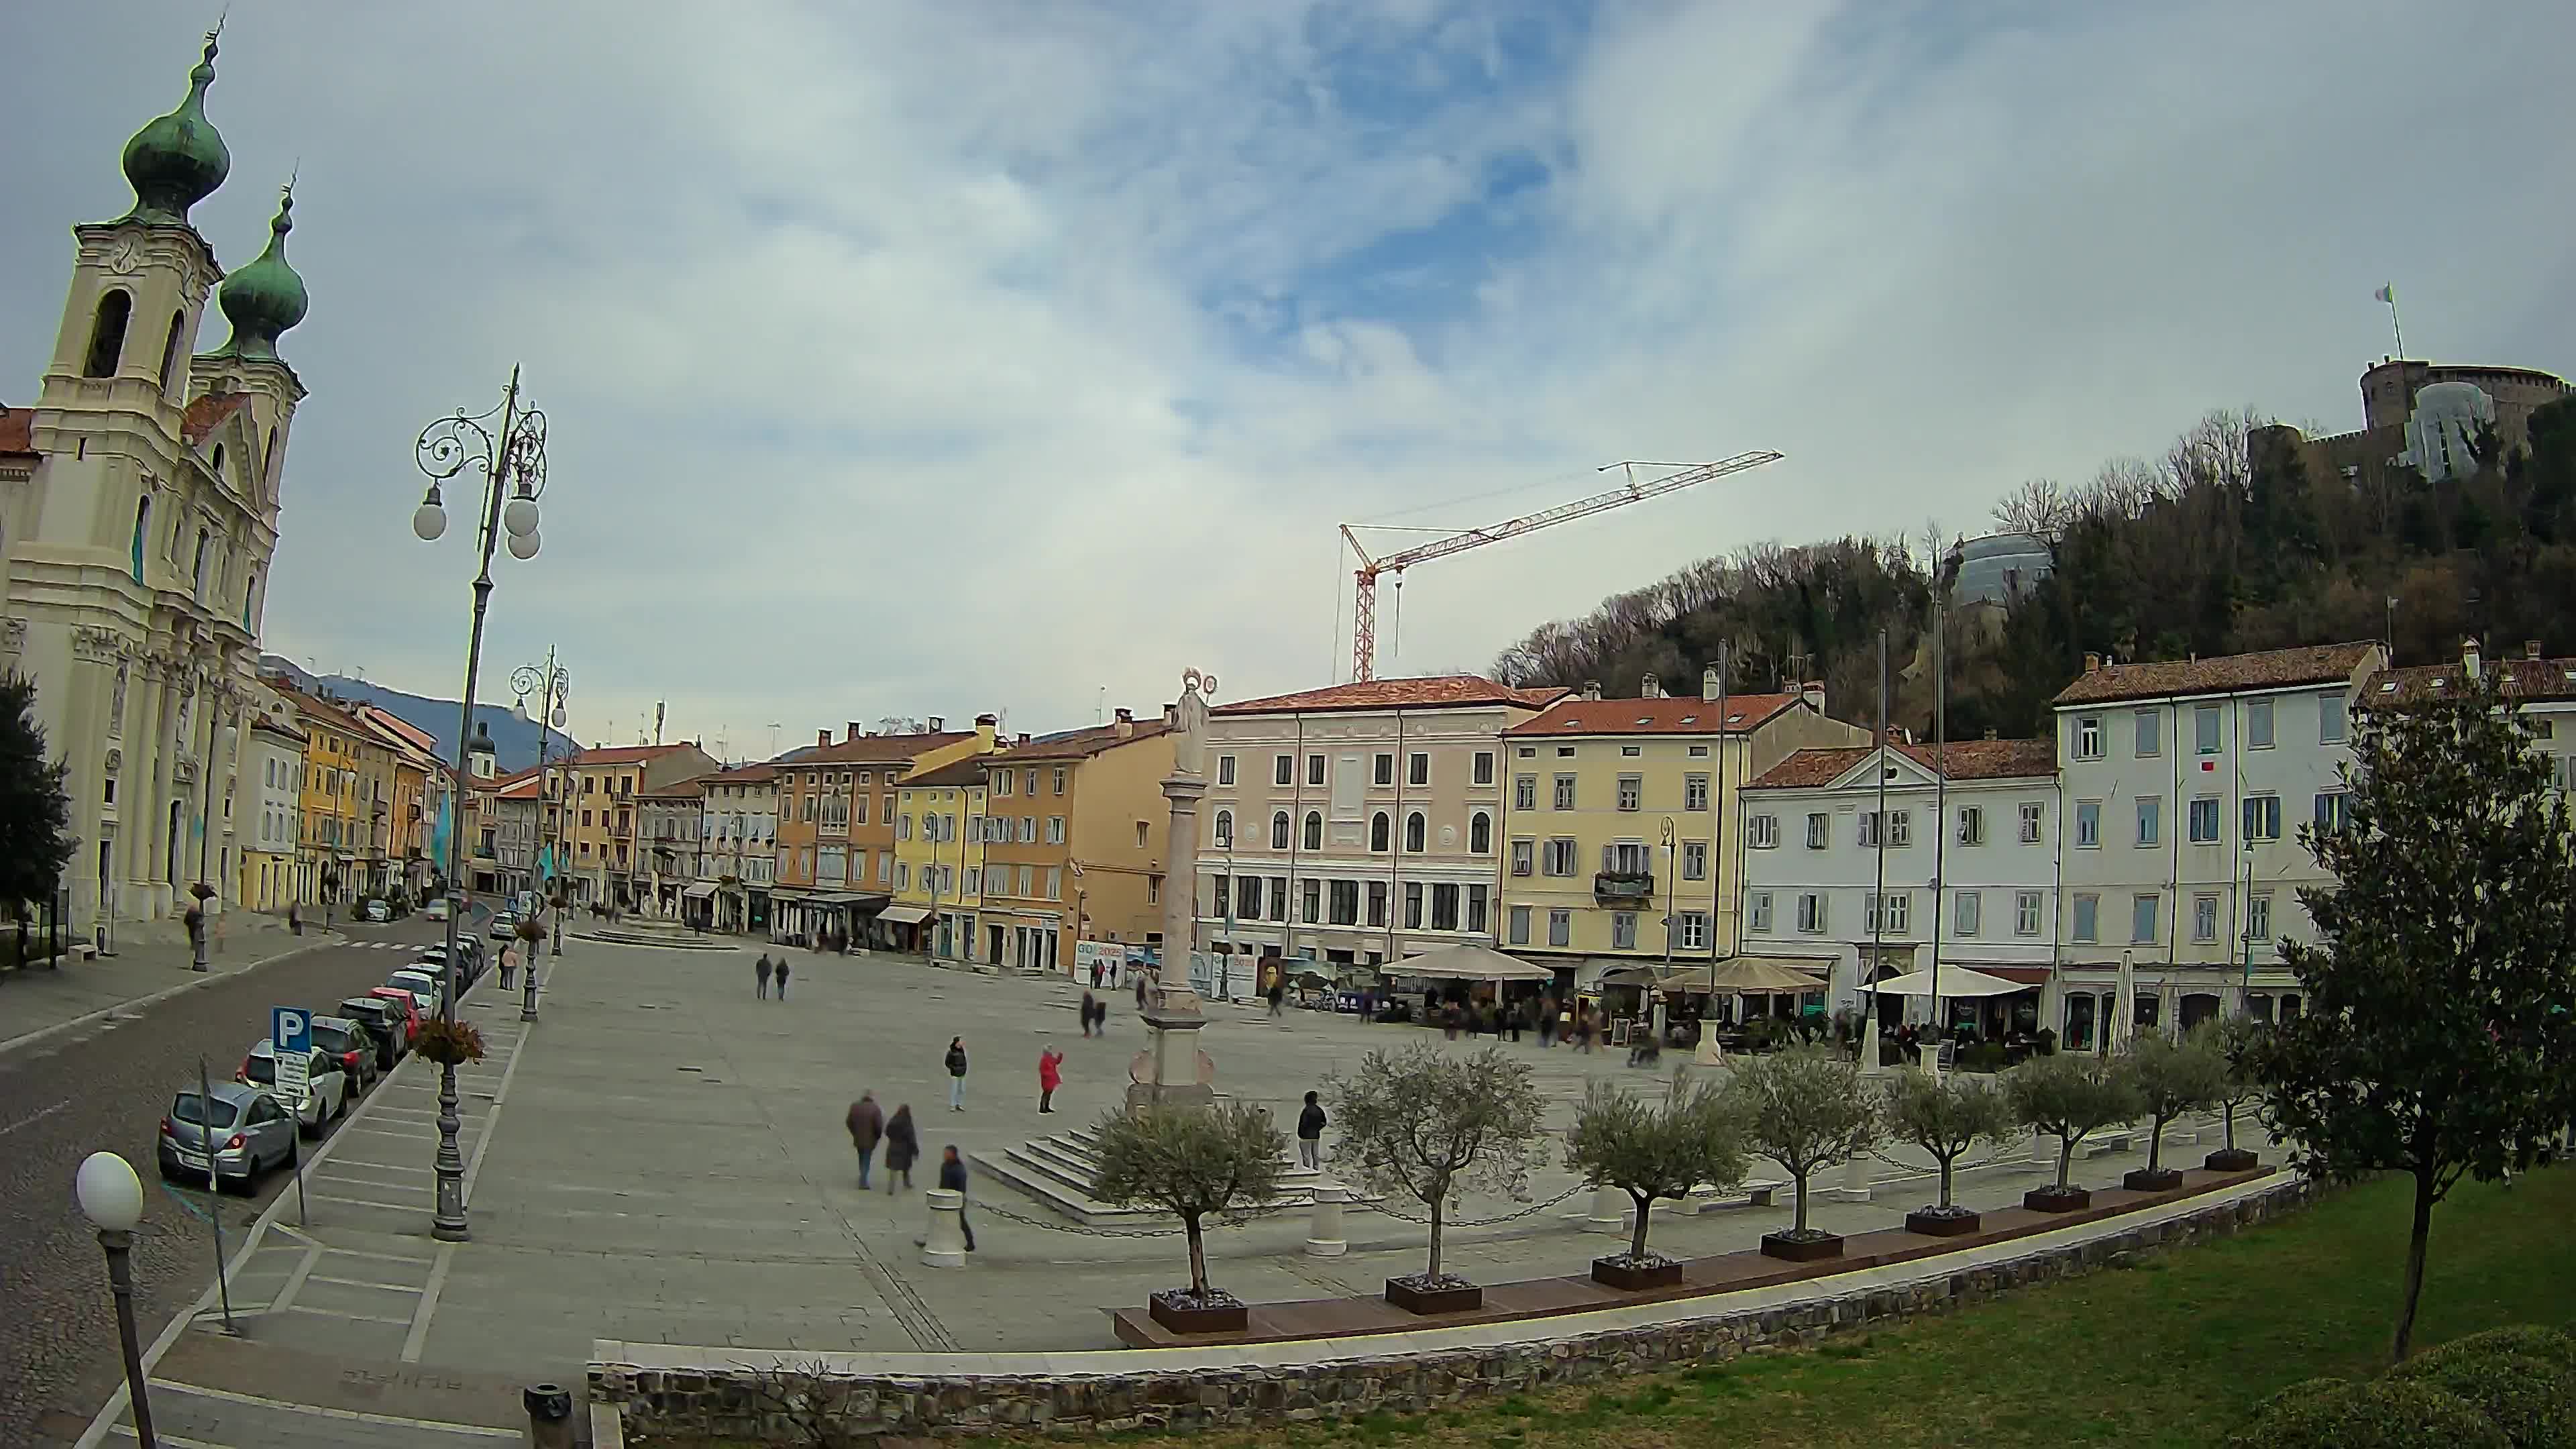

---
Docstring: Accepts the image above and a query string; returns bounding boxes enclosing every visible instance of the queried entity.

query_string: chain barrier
[971,1201,1193,1238]
[1350,1183,1586,1227]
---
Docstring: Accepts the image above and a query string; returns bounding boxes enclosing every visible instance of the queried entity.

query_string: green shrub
[2390,1350,2575,1448]
[2230,1378,2510,1449]
[2422,1326,2576,1373]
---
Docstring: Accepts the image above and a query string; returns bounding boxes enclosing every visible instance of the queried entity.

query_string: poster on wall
[1073,939,1124,981]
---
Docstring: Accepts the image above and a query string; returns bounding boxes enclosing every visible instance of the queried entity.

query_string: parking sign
[272,1006,311,1104]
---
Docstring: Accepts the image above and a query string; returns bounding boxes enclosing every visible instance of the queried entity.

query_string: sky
[5,1,2571,759]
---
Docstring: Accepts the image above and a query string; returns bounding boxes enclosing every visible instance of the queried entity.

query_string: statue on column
[1128,666,1221,1114]
[1171,667,1216,778]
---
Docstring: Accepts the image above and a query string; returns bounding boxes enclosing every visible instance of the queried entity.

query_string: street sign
[272,1006,311,1104]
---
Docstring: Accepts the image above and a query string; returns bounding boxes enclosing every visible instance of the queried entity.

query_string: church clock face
[107,237,142,275]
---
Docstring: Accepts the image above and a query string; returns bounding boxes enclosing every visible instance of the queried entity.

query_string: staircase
[969,1124,1364,1226]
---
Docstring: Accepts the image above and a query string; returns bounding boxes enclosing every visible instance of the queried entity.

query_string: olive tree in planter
[2006,1051,2142,1212]
[1562,1075,1750,1289]
[1090,1103,1287,1334]
[2203,1018,2268,1172]
[1726,1045,1884,1261]
[2122,1029,2229,1191]
[1882,1067,2015,1237]
[1328,1042,1548,1314]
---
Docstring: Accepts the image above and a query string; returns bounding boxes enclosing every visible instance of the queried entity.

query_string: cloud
[2,1,2569,756]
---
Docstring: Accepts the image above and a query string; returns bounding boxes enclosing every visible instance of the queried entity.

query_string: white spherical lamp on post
[75,1150,156,1446]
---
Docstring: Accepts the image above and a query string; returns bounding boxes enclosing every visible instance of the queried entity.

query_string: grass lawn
[1042,1166,2576,1449]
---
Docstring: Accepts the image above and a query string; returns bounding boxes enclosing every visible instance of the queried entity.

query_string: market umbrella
[1667,955,1831,995]
[1862,965,2026,998]
[1392,942,1557,982]
[1595,965,1662,989]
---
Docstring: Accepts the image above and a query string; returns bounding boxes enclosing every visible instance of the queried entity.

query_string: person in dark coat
[1079,990,1097,1037]
[1297,1090,1327,1171]
[846,1091,884,1188]
[945,1037,969,1110]
[883,1104,919,1191]
[773,956,791,1000]
[938,1145,975,1251]
[755,954,773,999]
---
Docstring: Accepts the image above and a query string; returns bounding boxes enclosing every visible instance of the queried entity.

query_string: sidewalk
[0,912,329,1055]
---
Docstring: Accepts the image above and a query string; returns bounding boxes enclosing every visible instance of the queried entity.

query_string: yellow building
[280,687,366,909]
[977,710,1173,972]
[888,757,989,961]
[1497,674,1864,984]
[551,743,718,908]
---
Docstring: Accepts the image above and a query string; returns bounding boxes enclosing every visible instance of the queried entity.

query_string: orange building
[977,709,1174,973]
[769,717,994,945]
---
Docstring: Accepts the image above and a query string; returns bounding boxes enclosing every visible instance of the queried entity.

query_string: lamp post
[412,368,550,1242]
[513,651,570,1002]
[76,1150,156,1448]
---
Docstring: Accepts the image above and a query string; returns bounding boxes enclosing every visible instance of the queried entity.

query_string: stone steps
[969,1127,1362,1226]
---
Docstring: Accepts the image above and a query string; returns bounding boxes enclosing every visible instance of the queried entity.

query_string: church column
[125,662,169,916]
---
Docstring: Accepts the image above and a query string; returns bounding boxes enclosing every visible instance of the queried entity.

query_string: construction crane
[1339,451,1783,681]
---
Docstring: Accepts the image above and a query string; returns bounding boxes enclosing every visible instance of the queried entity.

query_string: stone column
[920,1189,968,1269]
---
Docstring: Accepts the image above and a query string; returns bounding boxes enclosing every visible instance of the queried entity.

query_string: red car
[366,987,424,1047]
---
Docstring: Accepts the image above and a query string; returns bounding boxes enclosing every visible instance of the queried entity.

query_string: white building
[1195,676,1565,971]
[238,709,304,912]
[1,34,309,929]
[696,762,778,933]
[1741,737,2061,1034]
[2051,642,2385,1045]
[2370,639,2576,792]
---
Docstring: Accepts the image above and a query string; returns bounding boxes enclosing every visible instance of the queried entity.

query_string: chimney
[847,721,862,742]
[2463,636,2481,680]
[2527,640,2544,661]
[1582,680,1603,701]
[1701,666,1721,702]
[1801,682,1825,714]
[1017,733,1031,745]
[2084,651,2102,673]
[1640,672,1661,698]
[1163,703,1178,728]
[1114,706,1135,739]
[816,729,830,749]
[972,713,996,748]
[928,716,946,732]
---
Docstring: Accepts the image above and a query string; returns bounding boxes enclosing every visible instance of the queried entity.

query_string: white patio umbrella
[1863,965,2028,998]
[1391,942,1557,982]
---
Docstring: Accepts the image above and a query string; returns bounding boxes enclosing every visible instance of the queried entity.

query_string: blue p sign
[273,1006,310,1057]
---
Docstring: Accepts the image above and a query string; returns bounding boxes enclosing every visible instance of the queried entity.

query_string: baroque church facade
[0,30,311,930]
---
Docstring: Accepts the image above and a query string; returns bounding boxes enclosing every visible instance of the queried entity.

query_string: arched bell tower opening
[83,290,132,378]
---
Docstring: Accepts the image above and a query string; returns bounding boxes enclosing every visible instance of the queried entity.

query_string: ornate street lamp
[512,652,571,1006]
[75,1150,156,1448]
[412,368,549,1242]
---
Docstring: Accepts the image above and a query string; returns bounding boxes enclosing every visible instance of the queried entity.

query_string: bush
[2420,1326,2576,1374]
[2230,1377,2510,1449]
[2389,1350,2575,1448]
[1956,1042,2009,1073]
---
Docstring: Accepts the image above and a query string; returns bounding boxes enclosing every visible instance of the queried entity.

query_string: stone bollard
[523,1383,574,1449]
[2031,1126,2051,1169]
[1304,1183,1349,1256]
[1827,1152,1872,1203]
[1584,1183,1627,1234]
[920,1188,969,1268]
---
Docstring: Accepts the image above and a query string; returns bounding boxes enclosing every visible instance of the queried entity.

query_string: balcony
[609,822,633,840]
[1593,870,1654,904]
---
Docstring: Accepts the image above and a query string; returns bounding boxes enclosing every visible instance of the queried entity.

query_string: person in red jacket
[1038,1046,1065,1114]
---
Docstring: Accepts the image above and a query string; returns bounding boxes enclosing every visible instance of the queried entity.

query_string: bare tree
[1992,477,2074,541]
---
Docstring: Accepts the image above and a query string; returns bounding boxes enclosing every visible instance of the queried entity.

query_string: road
[0,910,488,1449]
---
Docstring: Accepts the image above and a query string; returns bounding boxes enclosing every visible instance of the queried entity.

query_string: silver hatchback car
[157,1081,297,1192]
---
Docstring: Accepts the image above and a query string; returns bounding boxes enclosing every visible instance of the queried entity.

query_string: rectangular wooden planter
[2122,1167,2185,1192]
[1383,1277,1483,1316]
[1759,1232,1845,1263]
[2204,1148,2260,1173]
[1590,1256,1684,1291]
[1147,1291,1248,1336]
[2023,1184,2092,1213]
[1904,1208,1982,1237]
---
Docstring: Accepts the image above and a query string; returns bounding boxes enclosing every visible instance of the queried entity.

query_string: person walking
[1090,959,1104,989]
[1079,990,1097,1038]
[1269,980,1286,1018]
[1089,996,1108,1035]
[756,954,773,1000]
[1038,1046,1064,1113]
[288,902,303,936]
[773,956,791,1000]
[846,1091,884,1189]
[938,1146,976,1252]
[945,1036,969,1110]
[883,1104,919,1191]
[1296,1089,1326,1171]
[1133,969,1148,1010]
[498,942,518,991]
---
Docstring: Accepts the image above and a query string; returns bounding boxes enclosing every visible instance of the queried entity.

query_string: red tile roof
[705,763,779,784]
[2369,655,2576,704]
[989,720,1171,761]
[1214,676,1566,716]
[1748,737,2057,790]
[2051,643,2379,706]
[902,757,990,790]
[180,392,250,446]
[784,731,975,766]
[0,407,34,457]
[566,743,695,767]
[1505,694,1801,737]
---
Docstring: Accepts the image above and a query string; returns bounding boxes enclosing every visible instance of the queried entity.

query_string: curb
[0,933,347,1060]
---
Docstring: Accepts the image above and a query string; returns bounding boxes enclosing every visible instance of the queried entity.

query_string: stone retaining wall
[595,1177,2317,1443]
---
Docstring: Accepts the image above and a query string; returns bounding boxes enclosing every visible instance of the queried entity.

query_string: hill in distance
[258,655,574,775]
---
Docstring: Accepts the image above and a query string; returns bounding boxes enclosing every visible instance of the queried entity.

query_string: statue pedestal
[1125,981,1218,1114]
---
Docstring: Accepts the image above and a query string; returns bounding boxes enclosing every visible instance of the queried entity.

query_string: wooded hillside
[1491,396,2576,739]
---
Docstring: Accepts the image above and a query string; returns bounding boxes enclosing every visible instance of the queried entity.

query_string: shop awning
[1864,965,2027,998]
[877,905,933,926]
[681,881,718,900]
[810,892,883,908]
[1389,943,1556,981]
[1666,955,1832,995]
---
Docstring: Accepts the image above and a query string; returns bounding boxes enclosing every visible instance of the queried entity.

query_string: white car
[363,899,392,923]
[239,1040,350,1136]
[423,898,450,922]
[386,967,443,1018]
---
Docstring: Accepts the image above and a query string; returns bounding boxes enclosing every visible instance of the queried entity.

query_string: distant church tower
[1,29,311,931]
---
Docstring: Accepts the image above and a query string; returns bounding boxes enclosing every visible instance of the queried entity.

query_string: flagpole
[2378,284,2405,360]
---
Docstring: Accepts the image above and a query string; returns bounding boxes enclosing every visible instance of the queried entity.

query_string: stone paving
[76,931,2282,1446]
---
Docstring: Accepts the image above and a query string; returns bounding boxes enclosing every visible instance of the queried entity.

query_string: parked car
[307,1014,379,1091]
[362,898,393,923]
[423,897,450,922]
[489,912,520,943]
[239,1040,349,1136]
[364,987,424,1047]
[422,938,488,987]
[158,1081,297,1191]
[388,969,447,1018]
[337,996,406,1069]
